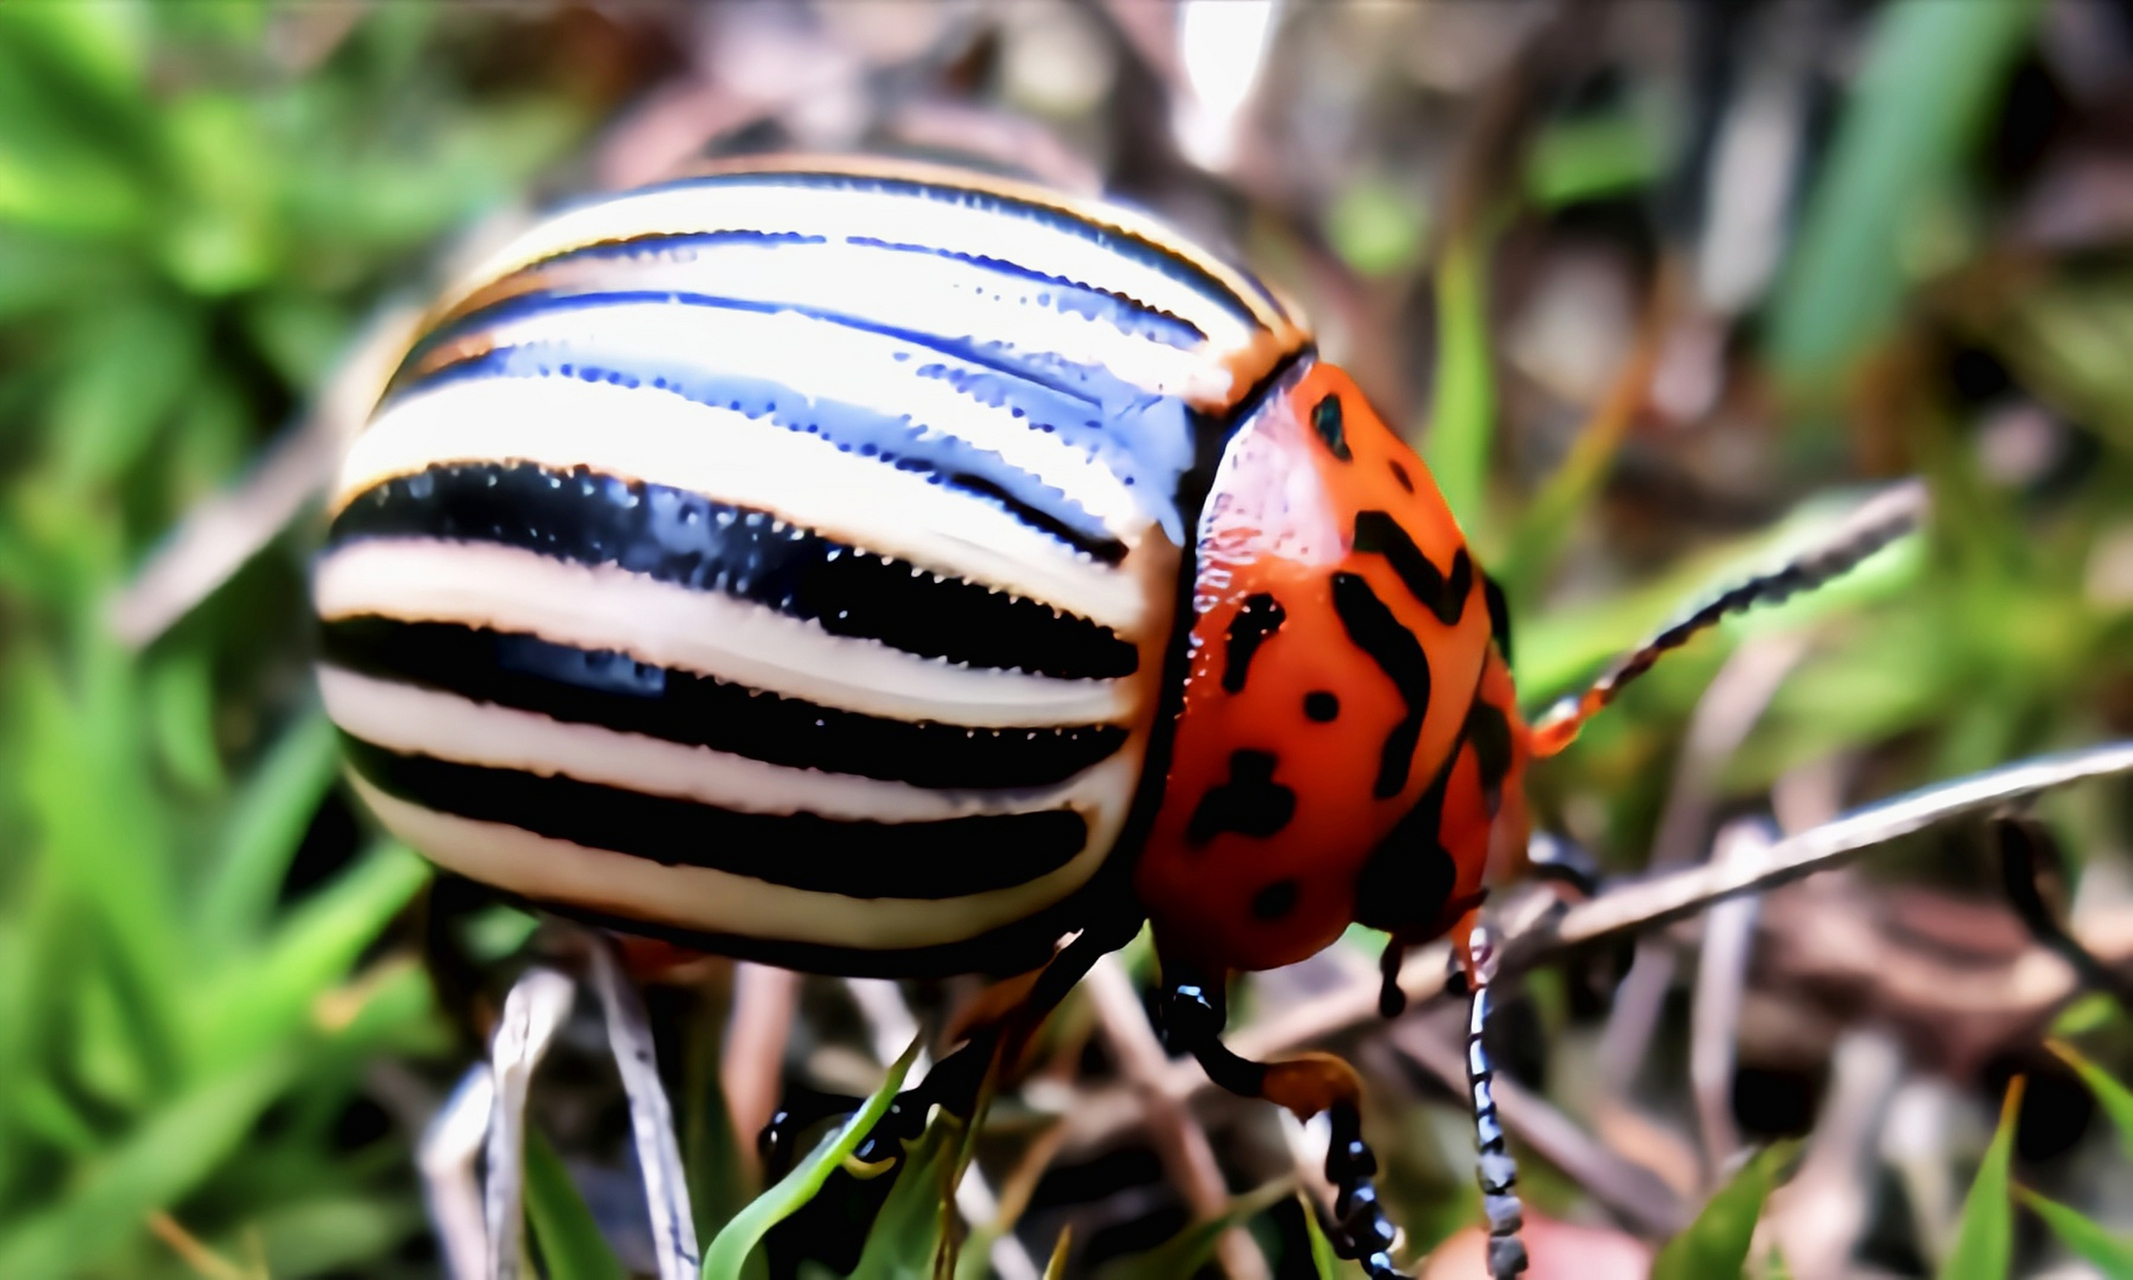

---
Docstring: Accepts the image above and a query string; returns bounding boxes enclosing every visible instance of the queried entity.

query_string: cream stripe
[348,772,1114,951]
[332,376,1163,636]
[448,180,1269,369]
[320,666,1142,824]
[436,297,1161,541]
[314,541,1141,727]
[497,241,1232,409]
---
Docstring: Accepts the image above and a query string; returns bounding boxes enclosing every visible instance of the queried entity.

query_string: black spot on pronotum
[1483,572,1513,664]
[1250,879,1300,920]
[1388,459,1414,492]
[1187,749,1297,845]
[1221,593,1286,693]
[1329,572,1433,798]
[1352,511,1472,626]
[1303,691,1340,722]
[1311,393,1351,461]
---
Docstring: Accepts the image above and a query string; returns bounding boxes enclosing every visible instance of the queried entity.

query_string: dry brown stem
[1083,954,1268,1280]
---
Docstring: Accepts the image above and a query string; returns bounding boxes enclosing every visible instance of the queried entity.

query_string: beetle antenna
[1529,480,1924,758]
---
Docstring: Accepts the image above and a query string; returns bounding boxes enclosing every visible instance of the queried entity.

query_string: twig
[1084,954,1269,1280]
[147,1212,250,1280]
[105,303,423,650]
[1524,740,2133,962]
[589,936,700,1280]
[1765,1030,1903,1280]
[1595,633,1809,1095]
[486,967,578,1280]
[419,1065,496,1280]
[1384,1011,1692,1238]
[1689,822,1770,1182]
[722,962,801,1183]
[1066,741,2133,1160]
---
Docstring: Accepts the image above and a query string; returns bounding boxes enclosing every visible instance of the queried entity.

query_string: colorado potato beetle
[316,155,1908,1279]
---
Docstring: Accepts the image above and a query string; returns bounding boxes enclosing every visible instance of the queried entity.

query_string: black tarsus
[1464,936,1528,1279]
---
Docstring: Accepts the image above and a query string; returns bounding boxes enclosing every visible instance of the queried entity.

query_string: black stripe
[327,462,1138,681]
[320,619,1128,791]
[517,881,1099,979]
[510,229,1206,348]
[1330,572,1433,799]
[343,736,1088,899]
[394,285,1202,548]
[1352,511,1472,626]
[949,473,1128,567]
[843,235,1206,346]
[638,168,1269,330]
[386,325,1133,567]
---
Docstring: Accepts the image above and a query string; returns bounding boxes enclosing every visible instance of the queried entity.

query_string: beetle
[314,154,1908,1278]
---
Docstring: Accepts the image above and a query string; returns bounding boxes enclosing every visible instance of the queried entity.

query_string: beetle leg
[1460,924,1528,1280]
[759,1085,866,1175]
[1156,977,1407,1280]
[761,916,1135,1175]
[1526,830,1603,899]
[484,966,576,1280]
[587,936,700,1280]
[1994,811,2133,1013]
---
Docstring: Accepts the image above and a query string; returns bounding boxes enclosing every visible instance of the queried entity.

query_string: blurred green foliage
[1649,1142,1797,1280]
[0,5,609,1276]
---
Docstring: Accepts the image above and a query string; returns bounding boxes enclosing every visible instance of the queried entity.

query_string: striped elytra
[315,155,1527,980]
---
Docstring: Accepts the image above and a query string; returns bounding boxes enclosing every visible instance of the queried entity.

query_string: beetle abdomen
[314,158,1307,974]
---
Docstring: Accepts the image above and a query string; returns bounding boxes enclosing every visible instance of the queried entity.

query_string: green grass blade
[1423,227,1494,539]
[1495,322,1656,602]
[525,1126,627,1280]
[2016,1187,2133,1273]
[17,640,183,1085]
[0,1049,298,1280]
[187,841,429,1080]
[1765,0,2038,397]
[1651,1141,1798,1280]
[1094,1178,1290,1280]
[1940,1077,2022,1280]
[700,1038,920,1280]
[195,707,339,952]
[2048,1040,2133,1163]
[1300,1194,1364,1278]
[843,1105,975,1280]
